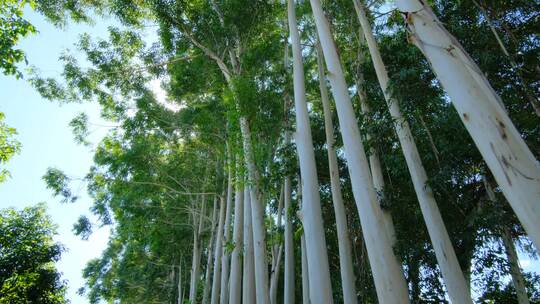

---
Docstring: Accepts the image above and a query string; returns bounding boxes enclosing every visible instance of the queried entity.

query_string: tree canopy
[13,0,540,303]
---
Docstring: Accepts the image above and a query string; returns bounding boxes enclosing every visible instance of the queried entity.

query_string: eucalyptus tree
[189,195,206,304]
[287,0,333,302]
[242,186,255,304]
[354,1,472,302]
[308,0,410,301]
[395,0,540,250]
[228,164,244,304]
[315,42,357,304]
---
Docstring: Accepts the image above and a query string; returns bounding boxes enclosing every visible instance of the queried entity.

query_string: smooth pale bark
[178,264,183,304]
[242,187,256,304]
[190,196,206,304]
[484,179,530,304]
[288,1,334,302]
[501,229,530,304]
[270,187,284,304]
[229,168,244,304]
[354,42,397,244]
[270,245,283,304]
[283,176,295,304]
[240,117,270,304]
[211,196,227,304]
[396,0,540,250]
[301,234,310,304]
[353,2,472,302]
[220,151,234,304]
[181,14,270,303]
[315,42,357,304]
[203,197,219,304]
[309,0,410,302]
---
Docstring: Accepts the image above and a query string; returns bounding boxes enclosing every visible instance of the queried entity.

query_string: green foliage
[43,167,77,203]
[0,0,36,78]
[0,112,21,183]
[28,0,540,302]
[0,203,67,304]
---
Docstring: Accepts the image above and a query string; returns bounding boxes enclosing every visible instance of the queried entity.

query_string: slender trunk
[358,95,397,244]
[240,117,270,304]
[301,234,310,304]
[178,264,183,304]
[484,178,530,304]
[270,186,284,304]
[355,39,397,244]
[396,0,540,250]
[300,234,311,304]
[229,165,244,304]
[472,0,540,117]
[501,228,530,304]
[220,147,234,304]
[203,197,219,304]
[315,41,357,304]
[309,0,410,302]
[211,196,227,304]
[270,245,283,304]
[190,195,206,304]
[288,2,334,302]
[283,176,295,304]
[353,2,472,302]
[242,186,256,304]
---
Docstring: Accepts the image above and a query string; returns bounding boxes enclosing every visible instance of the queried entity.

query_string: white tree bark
[242,186,256,304]
[501,229,529,304]
[355,41,397,245]
[283,176,295,304]
[240,117,270,304]
[301,234,310,304]
[229,166,244,304]
[220,149,234,304]
[353,2,472,302]
[288,1,334,302]
[203,196,219,304]
[211,196,227,304]
[501,228,530,304]
[395,0,540,250]
[190,195,206,304]
[484,178,530,304]
[178,263,183,304]
[316,41,357,304]
[309,0,410,302]
[270,187,284,304]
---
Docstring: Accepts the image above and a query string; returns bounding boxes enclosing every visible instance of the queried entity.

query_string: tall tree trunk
[355,40,397,245]
[203,196,219,304]
[270,186,284,304]
[242,186,256,304]
[316,41,358,304]
[181,17,270,304]
[240,117,270,304]
[190,195,206,304]
[501,228,530,304]
[283,176,295,304]
[309,0,410,302]
[229,165,244,304]
[353,2,472,302]
[178,263,183,304]
[396,0,540,250]
[211,195,227,304]
[220,148,234,304]
[288,1,334,302]
[301,234,310,304]
[484,178,530,304]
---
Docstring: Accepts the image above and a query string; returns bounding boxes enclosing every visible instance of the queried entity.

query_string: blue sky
[0,9,114,303]
[0,4,539,304]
